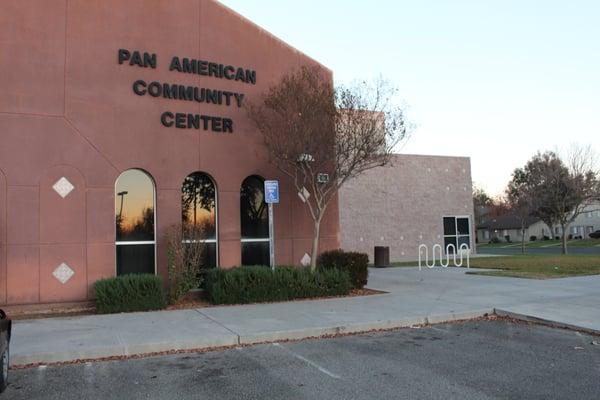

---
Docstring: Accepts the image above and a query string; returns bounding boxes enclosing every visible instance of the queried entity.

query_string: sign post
[264,180,279,270]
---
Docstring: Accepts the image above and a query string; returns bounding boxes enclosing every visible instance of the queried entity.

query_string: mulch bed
[167,287,387,310]
[11,288,387,319]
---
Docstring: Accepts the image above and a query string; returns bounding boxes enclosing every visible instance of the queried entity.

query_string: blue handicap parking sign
[264,180,279,204]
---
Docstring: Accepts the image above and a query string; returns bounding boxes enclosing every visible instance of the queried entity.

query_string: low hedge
[94,274,167,314]
[317,249,369,289]
[204,266,351,305]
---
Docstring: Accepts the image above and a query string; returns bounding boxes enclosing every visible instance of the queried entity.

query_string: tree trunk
[561,224,568,255]
[310,217,322,272]
[521,225,526,255]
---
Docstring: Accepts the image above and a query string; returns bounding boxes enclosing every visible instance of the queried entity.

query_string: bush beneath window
[94,274,167,314]
[489,237,501,244]
[529,235,537,242]
[204,266,351,305]
[316,249,369,289]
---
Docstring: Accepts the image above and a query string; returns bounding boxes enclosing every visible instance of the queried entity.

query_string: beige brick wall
[339,154,475,262]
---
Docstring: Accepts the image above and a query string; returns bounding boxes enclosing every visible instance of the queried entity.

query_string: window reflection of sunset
[183,207,216,238]
[182,172,217,239]
[115,170,154,234]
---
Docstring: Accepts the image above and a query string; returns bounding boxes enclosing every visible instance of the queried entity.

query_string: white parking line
[272,343,341,379]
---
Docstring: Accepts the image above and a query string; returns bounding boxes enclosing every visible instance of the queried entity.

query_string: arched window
[115,169,156,275]
[182,172,218,268]
[240,175,269,265]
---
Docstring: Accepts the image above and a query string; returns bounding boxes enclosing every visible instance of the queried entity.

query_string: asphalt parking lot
[6,319,600,400]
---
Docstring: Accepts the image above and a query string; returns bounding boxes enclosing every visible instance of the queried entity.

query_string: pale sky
[219,0,600,197]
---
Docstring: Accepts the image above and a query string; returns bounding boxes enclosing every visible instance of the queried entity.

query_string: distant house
[541,203,600,239]
[477,202,600,243]
[476,214,542,243]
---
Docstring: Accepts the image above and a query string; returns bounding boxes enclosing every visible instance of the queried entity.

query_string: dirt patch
[8,303,95,321]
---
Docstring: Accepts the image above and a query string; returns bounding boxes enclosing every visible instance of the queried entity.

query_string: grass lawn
[391,255,600,279]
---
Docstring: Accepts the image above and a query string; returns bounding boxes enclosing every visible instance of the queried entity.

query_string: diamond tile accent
[53,177,74,198]
[297,187,310,203]
[53,262,74,284]
[300,253,311,267]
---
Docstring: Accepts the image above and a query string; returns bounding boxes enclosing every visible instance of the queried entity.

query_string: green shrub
[490,236,501,244]
[94,274,167,314]
[204,266,351,305]
[317,249,369,289]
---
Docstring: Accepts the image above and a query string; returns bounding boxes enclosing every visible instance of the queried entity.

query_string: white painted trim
[116,241,156,246]
[182,239,217,244]
[241,238,270,243]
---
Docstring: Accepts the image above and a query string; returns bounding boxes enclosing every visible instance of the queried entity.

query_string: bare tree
[562,144,600,239]
[247,66,407,270]
[164,224,206,303]
[565,144,599,178]
[521,150,598,254]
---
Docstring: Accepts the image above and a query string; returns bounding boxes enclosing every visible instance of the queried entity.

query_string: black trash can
[374,246,390,268]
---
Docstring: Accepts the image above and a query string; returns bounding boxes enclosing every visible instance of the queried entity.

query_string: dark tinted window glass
[444,236,457,254]
[241,242,270,266]
[240,176,268,239]
[443,217,456,236]
[116,244,155,275]
[201,242,217,270]
[116,169,155,242]
[182,172,216,240]
[458,236,470,249]
[457,218,470,235]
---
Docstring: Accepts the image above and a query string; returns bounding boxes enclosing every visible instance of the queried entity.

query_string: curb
[14,307,598,367]
[494,309,600,336]
[10,336,240,366]
[10,309,495,367]
[425,309,494,325]
[238,316,430,345]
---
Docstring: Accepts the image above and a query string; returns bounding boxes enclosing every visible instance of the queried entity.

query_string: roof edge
[392,153,472,161]
[213,0,333,75]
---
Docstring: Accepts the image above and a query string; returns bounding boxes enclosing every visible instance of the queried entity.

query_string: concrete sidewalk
[10,267,600,366]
